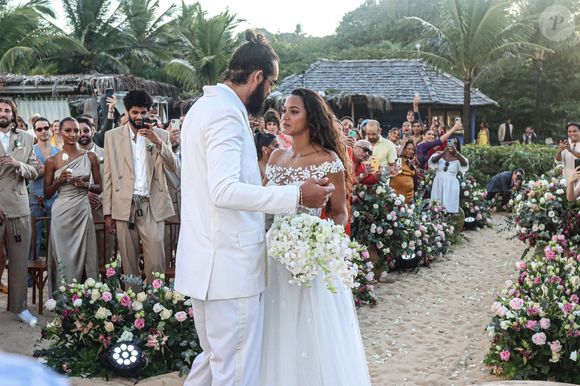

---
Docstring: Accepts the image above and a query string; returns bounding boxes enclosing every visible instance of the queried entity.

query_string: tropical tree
[164,1,240,93]
[46,0,134,74]
[0,0,55,73]
[119,0,176,78]
[407,0,544,139]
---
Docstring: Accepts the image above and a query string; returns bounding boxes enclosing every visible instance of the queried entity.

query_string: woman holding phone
[428,139,468,214]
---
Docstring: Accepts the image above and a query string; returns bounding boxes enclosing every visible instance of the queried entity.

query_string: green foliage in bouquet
[462,145,557,187]
[34,261,201,379]
[484,237,580,382]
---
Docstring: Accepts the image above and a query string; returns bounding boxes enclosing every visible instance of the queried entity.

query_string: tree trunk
[532,52,545,131]
[463,78,472,143]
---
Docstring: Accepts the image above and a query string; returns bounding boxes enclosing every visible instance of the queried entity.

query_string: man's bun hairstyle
[222,29,279,85]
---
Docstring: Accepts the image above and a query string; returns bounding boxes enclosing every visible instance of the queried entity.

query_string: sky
[162,0,366,37]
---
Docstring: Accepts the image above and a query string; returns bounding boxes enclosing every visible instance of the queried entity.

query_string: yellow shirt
[368,136,397,171]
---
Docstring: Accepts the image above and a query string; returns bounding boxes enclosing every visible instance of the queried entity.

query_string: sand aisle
[0,214,522,385]
[360,214,523,385]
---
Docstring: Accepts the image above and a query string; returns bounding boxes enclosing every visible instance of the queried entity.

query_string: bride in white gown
[259,88,371,386]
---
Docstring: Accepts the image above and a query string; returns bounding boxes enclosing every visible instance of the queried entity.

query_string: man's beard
[246,79,267,116]
[78,136,92,146]
[0,118,10,129]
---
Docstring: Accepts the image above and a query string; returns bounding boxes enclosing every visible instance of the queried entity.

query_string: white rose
[73,298,82,307]
[132,301,143,312]
[44,299,57,311]
[570,351,578,362]
[160,308,173,321]
[539,197,545,204]
[353,211,360,218]
[104,321,114,333]
[136,292,147,302]
[85,278,96,287]
[373,204,379,209]
[539,224,545,231]
[172,291,185,303]
[95,306,110,320]
[59,286,66,293]
[164,289,173,300]
[91,289,100,302]
[464,191,469,197]
[153,303,164,313]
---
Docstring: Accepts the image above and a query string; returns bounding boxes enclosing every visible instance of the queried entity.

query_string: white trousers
[185,294,264,386]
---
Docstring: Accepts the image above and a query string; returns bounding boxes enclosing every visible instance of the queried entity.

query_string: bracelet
[298,186,304,207]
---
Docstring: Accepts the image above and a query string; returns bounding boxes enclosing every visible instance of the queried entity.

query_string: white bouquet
[268,213,361,293]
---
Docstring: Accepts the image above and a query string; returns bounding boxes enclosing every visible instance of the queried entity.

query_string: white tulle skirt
[259,254,372,386]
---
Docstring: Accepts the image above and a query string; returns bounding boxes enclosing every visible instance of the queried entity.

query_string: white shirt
[0,130,10,153]
[128,126,149,196]
[559,141,578,183]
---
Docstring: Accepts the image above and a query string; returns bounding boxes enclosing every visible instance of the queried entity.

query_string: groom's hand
[300,177,335,208]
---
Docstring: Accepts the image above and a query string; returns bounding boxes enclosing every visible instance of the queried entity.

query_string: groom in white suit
[175,30,334,386]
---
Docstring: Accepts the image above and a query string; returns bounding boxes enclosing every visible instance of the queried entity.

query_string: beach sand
[0,214,523,385]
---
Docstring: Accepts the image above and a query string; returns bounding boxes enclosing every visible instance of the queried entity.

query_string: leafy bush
[461,145,557,187]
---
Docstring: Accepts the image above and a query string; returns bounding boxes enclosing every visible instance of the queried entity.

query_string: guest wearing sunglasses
[29,118,59,262]
[428,139,468,214]
[352,140,381,186]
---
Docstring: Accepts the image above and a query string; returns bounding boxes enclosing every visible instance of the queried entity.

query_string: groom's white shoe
[15,309,38,327]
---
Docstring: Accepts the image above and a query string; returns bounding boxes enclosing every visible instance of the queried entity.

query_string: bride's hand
[300,177,335,208]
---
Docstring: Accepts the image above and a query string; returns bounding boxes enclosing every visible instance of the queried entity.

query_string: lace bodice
[266,158,344,216]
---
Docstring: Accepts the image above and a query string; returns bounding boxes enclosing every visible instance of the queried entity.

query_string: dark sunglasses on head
[35,126,50,132]
[443,161,450,172]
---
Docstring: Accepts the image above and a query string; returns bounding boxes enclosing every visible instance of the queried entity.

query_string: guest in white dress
[260,88,371,386]
[428,140,469,213]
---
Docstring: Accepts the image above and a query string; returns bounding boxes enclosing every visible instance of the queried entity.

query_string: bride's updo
[290,88,354,194]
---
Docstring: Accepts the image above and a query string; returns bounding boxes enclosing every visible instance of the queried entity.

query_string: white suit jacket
[175,84,299,300]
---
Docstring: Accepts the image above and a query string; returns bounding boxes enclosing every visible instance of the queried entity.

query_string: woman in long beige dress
[44,118,102,293]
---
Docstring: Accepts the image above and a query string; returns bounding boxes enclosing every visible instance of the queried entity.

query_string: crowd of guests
[0,91,181,326]
[0,86,577,328]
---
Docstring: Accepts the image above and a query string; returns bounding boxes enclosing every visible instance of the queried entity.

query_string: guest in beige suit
[44,118,101,293]
[103,90,176,284]
[0,98,40,326]
[78,116,114,267]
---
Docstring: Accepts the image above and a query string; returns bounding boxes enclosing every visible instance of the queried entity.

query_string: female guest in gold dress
[44,118,102,292]
[390,140,418,203]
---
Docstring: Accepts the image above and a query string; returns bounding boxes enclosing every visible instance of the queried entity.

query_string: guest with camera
[103,90,176,285]
[556,122,580,183]
[484,168,525,204]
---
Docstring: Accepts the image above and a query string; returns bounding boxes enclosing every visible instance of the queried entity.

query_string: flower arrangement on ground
[484,236,580,382]
[34,261,201,378]
[414,200,455,264]
[268,213,360,294]
[350,244,378,307]
[510,176,568,247]
[458,173,493,228]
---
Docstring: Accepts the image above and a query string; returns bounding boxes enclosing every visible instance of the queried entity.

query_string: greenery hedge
[461,145,557,187]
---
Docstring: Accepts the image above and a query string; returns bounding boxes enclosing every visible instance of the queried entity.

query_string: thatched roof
[278,59,497,108]
[0,73,179,97]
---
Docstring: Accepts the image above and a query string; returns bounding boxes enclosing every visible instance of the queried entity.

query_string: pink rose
[525,320,539,330]
[509,298,524,310]
[71,294,79,302]
[544,248,556,261]
[499,349,511,361]
[361,250,370,259]
[549,340,562,353]
[174,311,188,322]
[527,307,539,316]
[101,291,112,302]
[187,307,194,318]
[562,303,574,314]
[571,295,579,304]
[532,332,546,345]
[120,294,132,308]
[517,261,527,270]
[539,318,551,330]
[505,280,513,288]
[134,317,145,330]
[533,277,541,286]
[496,306,508,318]
[152,279,163,289]
[106,267,116,278]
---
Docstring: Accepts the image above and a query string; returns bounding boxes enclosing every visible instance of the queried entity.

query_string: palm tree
[0,0,55,73]
[164,1,240,93]
[408,0,543,140]
[46,0,134,74]
[119,0,176,77]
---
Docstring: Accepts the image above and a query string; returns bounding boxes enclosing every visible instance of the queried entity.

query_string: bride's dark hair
[290,88,353,196]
